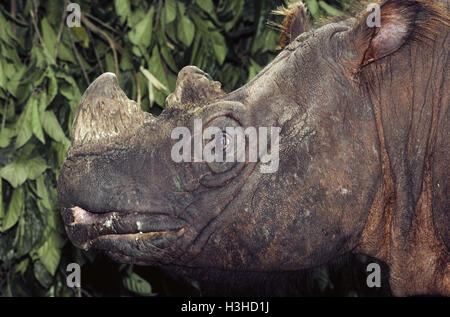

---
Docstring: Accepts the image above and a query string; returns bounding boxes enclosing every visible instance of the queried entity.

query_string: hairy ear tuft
[357,0,449,67]
[272,1,312,50]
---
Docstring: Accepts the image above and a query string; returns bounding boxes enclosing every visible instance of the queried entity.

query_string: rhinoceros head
[58,0,449,295]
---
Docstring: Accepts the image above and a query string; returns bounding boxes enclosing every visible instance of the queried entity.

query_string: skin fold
[58,0,449,296]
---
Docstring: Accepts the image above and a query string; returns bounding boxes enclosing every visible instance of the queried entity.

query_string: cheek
[215,97,381,270]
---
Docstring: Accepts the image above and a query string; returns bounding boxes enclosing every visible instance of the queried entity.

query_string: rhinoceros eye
[196,116,246,187]
[203,131,231,156]
[214,132,231,152]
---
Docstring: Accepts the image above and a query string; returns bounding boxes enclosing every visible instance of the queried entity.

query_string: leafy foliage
[0,0,375,297]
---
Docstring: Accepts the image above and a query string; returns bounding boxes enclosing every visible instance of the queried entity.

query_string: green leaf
[251,29,279,55]
[120,48,134,71]
[177,4,195,47]
[44,0,64,27]
[0,58,5,89]
[0,161,28,188]
[30,98,45,144]
[0,127,15,148]
[57,72,81,101]
[318,1,342,16]
[51,141,71,168]
[36,230,63,276]
[3,61,17,81]
[211,32,226,65]
[33,260,53,289]
[115,0,131,22]
[15,98,33,149]
[36,175,51,211]
[0,39,21,65]
[14,258,29,275]
[122,272,154,296]
[0,11,14,46]
[30,46,46,69]
[0,225,15,262]
[6,63,26,97]
[46,69,58,108]
[40,111,69,144]
[128,8,146,28]
[17,141,35,160]
[0,180,3,227]
[14,198,46,258]
[164,0,177,24]
[132,45,143,57]
[57,40,78,64]
[2,186,23,231]
[196,0,214,14]
[224,0,244,31]
[177,17,195,47]
[159,42,177,73]
[40,17,57,62]
[189,30,201,65]
[165,20,178,44]
[305,0,320,18]
[105,53,115,74]
[6,99,14,121]
[0,157,48,188]
[247,59,263,82]
[26,157,49,180]
[73,26,90,48]
[128,7,155,49]
[147,46,169,107]
[26,68,46,88]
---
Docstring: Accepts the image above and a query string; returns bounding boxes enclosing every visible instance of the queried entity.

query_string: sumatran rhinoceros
[58,0,449,296]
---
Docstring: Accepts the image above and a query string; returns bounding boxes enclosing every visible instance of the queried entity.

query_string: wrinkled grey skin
[58,0,449,296]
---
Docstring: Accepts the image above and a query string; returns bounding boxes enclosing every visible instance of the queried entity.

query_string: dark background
[0,0,391,296]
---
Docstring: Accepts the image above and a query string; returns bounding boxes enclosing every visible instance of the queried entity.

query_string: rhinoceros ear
[165,66,225,109]
[355,0,447,66]
[275,1,312,50]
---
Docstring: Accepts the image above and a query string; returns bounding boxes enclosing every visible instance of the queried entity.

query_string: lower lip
[67,206,186,236]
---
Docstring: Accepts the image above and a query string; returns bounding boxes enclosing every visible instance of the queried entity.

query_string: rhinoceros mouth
[62,206,187,251]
